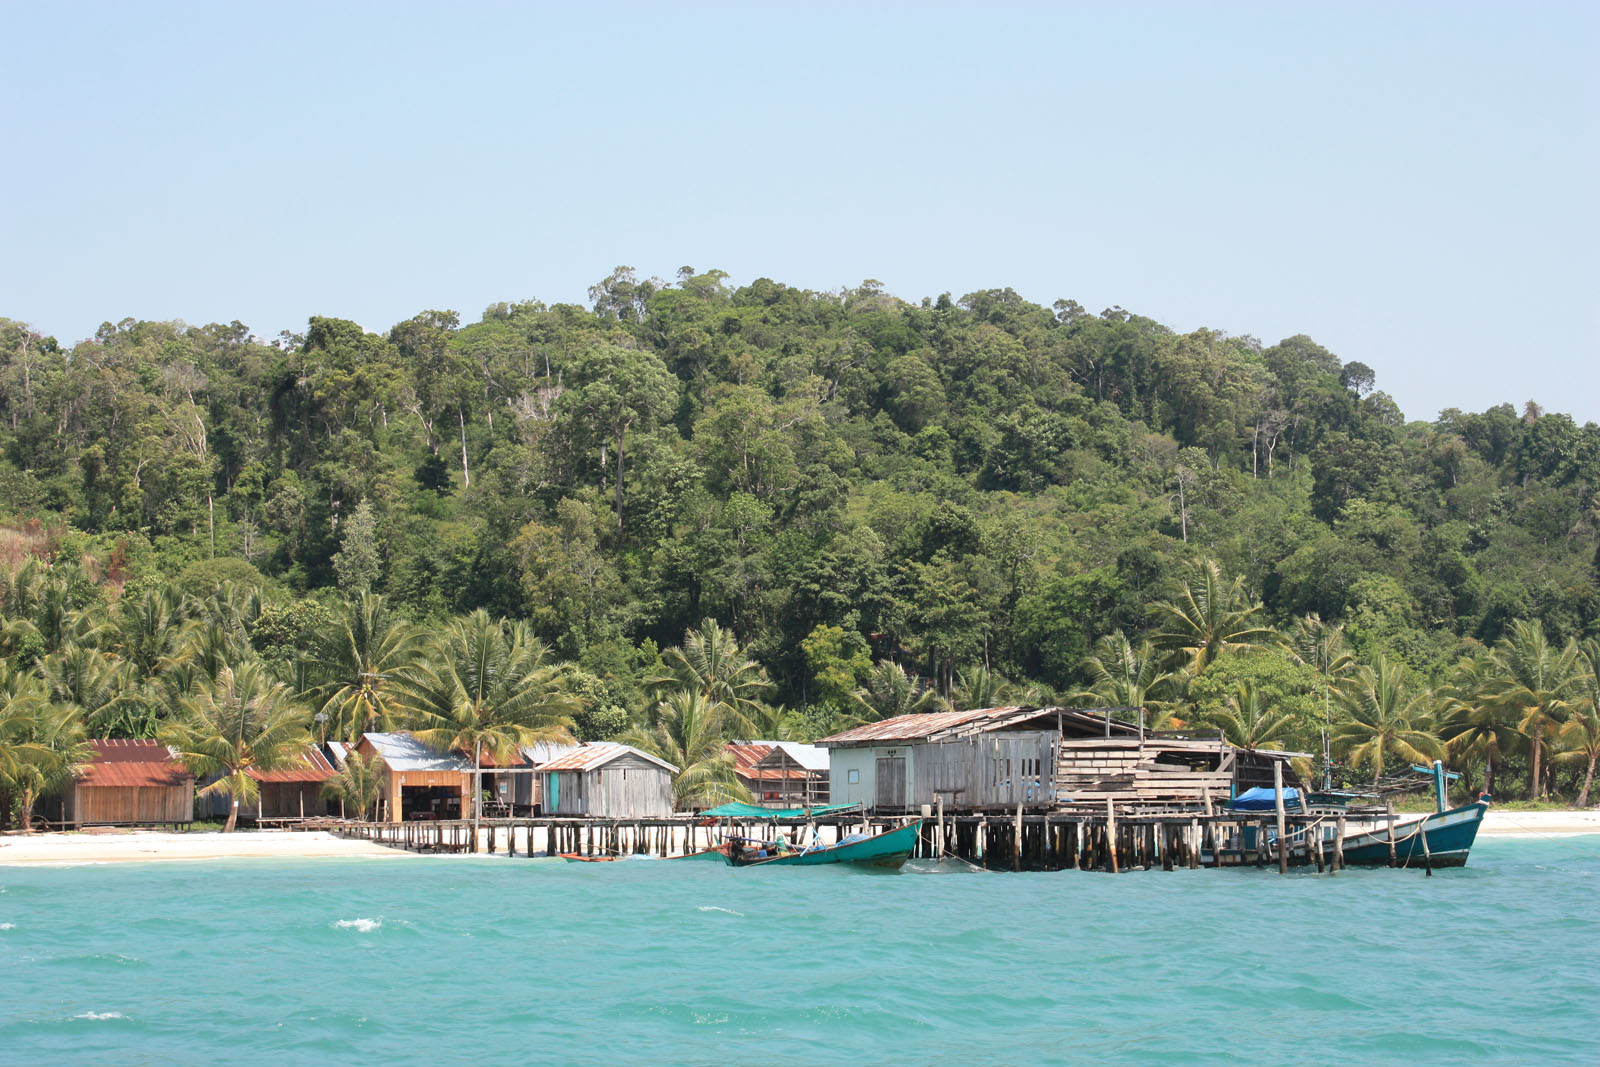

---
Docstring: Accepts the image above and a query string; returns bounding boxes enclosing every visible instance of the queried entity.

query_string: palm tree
[160,661,311,832]
[112,584,194,678]
[403,611,577,838]
[0,669,90,830]
[622,688,748,808]
[852,660,948,723]
[1484,619,1579,798]
[43,644,140,737]
[1070,631,1183,728]
[1203,681,1295,750]
[1437,652,1519,798]
[648,618,773,722]
[1558,638,1600,806]
[1334,657,1444,787]
[321,749,385,821]
[307,594,430,742]
[1285,614,1358,788]
[1150,559,1273,676]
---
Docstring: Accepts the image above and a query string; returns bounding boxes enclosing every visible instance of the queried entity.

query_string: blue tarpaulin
[1229,786,1301,811]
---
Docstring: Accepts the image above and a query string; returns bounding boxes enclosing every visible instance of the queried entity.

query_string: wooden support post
[1273,761,1289,875]
[1334,815,1346,872]
[1014,801,1023,871]
[1386,801,1398,867]
[1420,822,1433,877]
[1189,818,1200,870]
[936,795,945,859]
[1105,798,1119,874]
[1312,821,1325,872]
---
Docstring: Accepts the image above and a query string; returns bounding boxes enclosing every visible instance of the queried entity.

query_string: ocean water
[2,836,1598,1065]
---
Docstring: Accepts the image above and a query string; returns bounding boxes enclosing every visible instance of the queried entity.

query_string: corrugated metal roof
[78,741,190,788]
[818,706,1145,746]
[88,739,176,762]
[522,742,580,766]
[539,742,678,775]
[360,732,472,772]
[754,741,829,772]
[248,746,338,784]
[725,742,774,775]
[817,708,1016,746]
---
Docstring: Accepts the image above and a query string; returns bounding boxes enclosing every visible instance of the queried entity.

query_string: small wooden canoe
[725,820,921,870]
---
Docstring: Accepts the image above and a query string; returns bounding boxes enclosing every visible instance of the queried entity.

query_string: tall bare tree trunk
[1577,753,1597,808]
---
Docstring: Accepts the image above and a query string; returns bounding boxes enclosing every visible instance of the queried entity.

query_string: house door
[875,757,906,811]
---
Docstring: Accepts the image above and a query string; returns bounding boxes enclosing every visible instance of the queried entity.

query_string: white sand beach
[1478,810,1600,836]
[0,828,408,866]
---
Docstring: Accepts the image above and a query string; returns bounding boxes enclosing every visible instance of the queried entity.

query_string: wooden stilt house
[356,732,473,823]
[820,707,1302,815]
[539,743,677,818]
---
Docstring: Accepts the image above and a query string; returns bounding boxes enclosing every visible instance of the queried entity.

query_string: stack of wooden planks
[1054,737,1234,811]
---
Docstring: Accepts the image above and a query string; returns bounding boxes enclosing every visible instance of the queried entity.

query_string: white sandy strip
[0,829,409,866]
[1478,810,1600,836]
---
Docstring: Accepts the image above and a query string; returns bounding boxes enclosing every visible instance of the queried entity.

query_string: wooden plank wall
[70,785,194,825]
[919,732,1058,809]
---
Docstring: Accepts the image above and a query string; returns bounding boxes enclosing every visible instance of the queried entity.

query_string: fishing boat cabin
[539,742,677,818]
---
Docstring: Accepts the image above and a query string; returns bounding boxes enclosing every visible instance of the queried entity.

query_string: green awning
[698,801,861,820]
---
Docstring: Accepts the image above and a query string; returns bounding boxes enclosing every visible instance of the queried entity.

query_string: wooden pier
[315,800,1405,873]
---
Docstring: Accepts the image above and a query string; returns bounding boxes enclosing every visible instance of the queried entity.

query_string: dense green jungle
[2,266,1599,822]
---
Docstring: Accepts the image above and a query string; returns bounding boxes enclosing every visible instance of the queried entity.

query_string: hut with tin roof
[61,739,195,828]
[195,745,340,824]
[539,742,677,818]
[355,732,473,823]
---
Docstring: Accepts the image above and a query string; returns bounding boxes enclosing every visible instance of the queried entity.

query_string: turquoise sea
[3,836,1598,1065]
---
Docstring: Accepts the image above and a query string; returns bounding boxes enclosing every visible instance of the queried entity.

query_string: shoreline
[1477,809,1600,836]
[0,829,411,866]
[3,809,1595,866]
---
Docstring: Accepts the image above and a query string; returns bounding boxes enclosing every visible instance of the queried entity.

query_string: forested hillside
[2,267,1598,810]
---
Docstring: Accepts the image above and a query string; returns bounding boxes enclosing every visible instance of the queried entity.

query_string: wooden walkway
[316,798,1409,874]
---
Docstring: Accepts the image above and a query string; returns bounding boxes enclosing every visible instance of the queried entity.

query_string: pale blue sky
[4,1,1596,423]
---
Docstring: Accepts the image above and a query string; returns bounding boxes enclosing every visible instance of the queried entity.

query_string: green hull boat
[724,820,922,870]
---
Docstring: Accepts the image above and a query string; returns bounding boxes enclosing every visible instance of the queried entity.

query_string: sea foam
[73,1012,125,1021]
[335,918,382,933]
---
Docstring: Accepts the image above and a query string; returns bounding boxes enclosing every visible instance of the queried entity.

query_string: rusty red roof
[247,746,338,784]
[78,740,191,788]
[540,742,678,774]
[725,742,774,775]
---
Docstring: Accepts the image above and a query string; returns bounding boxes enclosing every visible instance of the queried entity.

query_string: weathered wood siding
[916,732,1058,810]
[548,756,673,818]
[828,733,1058,813]
[67,784,193,825]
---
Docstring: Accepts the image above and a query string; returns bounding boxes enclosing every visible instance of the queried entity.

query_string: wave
[696,906,744,917]
[73,1012,125,1021]
[0,922,14,930]
[334,918,382,933]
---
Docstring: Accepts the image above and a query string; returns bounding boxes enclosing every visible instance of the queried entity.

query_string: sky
[3,1,1597,424]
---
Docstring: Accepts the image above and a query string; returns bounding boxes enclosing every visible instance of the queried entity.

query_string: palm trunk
[471,744,482,853]
[1577,753,1597,808]
[225,796,239,833]
[1530,732,1543,799]
[20,787,36,832]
